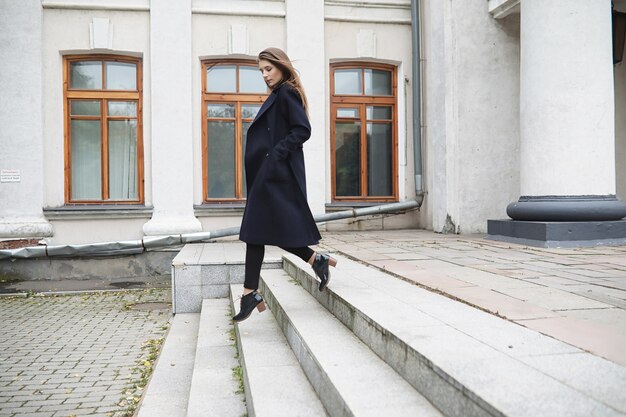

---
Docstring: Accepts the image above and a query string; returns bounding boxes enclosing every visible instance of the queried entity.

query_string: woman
[233,47,336,322]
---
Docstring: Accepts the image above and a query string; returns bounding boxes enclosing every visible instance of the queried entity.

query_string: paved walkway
[318,230,626,366]
[1,229,625,415]
[0,290,171,417]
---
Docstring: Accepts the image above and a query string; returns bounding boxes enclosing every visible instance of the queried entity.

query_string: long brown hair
[258,47,309,115]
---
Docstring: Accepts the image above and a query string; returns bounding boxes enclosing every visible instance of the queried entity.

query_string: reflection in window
[242,104,261,119]
[208,103,235,118]
[364,69,392,96]
[334,69,362,95]
[108,120,138,200]
[207,121,236,199]
[70,61,102,89]
[337,108,359,118]
[105,62,137,90]
[366,106,392,120]
[367,123,392,196]
[71,120,102,200]
[71,101,101,116]
[335,122,361,197]
[207,66,237,93]
[108,101,137,117]
[240,67,267,93]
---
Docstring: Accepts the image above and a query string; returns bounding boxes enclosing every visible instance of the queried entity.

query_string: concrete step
[229,285,328,417]
[259,269,445,417]
[187,299,246,417]
[172,243,284,313]
[137,313,200,417]
[282,254,626,417]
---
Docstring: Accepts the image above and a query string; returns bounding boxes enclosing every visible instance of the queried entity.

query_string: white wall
[0,0,53,238]
[422,0,520,234]
[3,0,534,244]
[42,8,150,243]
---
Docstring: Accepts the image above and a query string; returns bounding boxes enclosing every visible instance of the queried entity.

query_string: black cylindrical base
[506,195,626,221]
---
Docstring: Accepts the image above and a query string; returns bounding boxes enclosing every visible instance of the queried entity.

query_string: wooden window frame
[330,62,398,203]
[63,54,144,204]
[201,60,269,203]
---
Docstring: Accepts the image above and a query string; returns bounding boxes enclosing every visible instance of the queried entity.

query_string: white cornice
[42,0,149,11]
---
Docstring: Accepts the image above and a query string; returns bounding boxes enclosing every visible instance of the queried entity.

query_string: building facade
[0,0,624,245]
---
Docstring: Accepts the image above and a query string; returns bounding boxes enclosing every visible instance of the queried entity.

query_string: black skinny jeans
[244,243,314,290]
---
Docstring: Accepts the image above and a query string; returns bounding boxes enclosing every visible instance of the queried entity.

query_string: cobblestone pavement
[0,289,171,417]
[319,230,626,366]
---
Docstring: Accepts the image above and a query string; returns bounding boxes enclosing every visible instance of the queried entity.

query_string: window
[63,56,143,204]
[330,63,398,202]
[202,61,268,202]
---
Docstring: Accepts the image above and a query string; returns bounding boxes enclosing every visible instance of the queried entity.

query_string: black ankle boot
[312,253,336,291]
[233,291,266,322]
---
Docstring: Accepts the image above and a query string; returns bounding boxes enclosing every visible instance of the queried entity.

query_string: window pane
[367,123,392,196]
[70,61,102,89]
[335,122,361,197]
[337,108,359,118]
[207,65,236,93]
[207,103,235,118]
[242,104,261,119]
[364,69,392,96]
[71,120,102,200]
[240,66,267,93]
[366,106,392,120]
[70,100,101,116]
[242,121,252,198]
[334,69,362,95]
[108,120,138,200]
[105,62,137,90]
[207,121,236,198]
[108,101,137,117]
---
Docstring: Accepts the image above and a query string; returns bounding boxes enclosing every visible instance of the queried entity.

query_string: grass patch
[116,337,165,417]
[232,365,245,394]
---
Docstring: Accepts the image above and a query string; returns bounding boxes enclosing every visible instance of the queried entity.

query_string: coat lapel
[251,92,277,126]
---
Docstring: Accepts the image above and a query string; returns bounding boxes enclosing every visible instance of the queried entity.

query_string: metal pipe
[411,0,423,194]
[0,200,421,260]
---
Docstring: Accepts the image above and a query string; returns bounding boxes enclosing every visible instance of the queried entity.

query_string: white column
[0,0,53,238]
[285,0,326,217]
[507,0,626,221]
[143,0,201,236]
[520,0,614,197]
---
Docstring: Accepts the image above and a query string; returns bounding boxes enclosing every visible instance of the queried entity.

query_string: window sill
[325,202,391,212]
[194,203,246,217]
[43,205,153,220]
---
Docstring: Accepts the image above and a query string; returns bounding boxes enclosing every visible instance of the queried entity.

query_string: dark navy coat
[239,83,321,247]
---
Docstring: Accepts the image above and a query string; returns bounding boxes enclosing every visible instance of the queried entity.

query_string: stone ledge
[171,243,284,313]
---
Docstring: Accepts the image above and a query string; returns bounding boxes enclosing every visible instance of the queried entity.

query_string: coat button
[267,127,270,131]
[265,153,269,157]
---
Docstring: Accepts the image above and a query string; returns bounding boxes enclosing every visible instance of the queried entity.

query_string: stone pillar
[0,0,53,239]
[143,0,202,236]
[489,0,626,246]
[285,0,326,217]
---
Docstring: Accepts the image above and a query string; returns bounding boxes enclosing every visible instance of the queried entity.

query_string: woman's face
[258,59,283,89]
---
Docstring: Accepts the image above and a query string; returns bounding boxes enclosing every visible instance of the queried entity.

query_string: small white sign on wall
[1,169,21,183]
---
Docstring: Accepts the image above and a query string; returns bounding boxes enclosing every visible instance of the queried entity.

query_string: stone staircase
[137,244,626,417]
